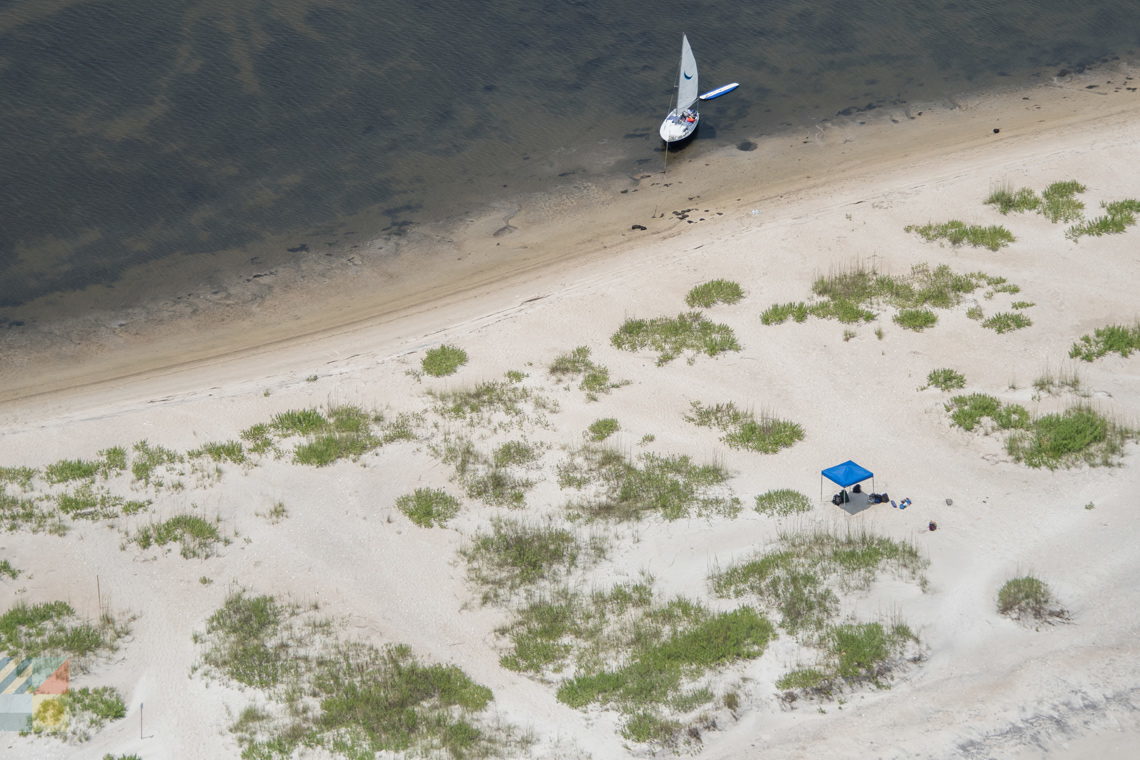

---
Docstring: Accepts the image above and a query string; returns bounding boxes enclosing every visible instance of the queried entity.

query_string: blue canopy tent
[820,460,875,503]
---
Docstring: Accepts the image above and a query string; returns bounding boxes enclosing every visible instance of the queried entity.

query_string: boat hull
[660,109,699,143]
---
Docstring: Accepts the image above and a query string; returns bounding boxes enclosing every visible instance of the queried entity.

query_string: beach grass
[754,489,813,517]
[130,440,182,484]
[57,484,148,520]
[557,446,740,521]
[438,437,536,508]
[190,440,246,464]
[997,575,1068,623]
[34,686,128,742]
[1005,405,1131,469]
[0,466,38,490]
[611,312,741,365]
[0,600,129,660]
[0,559,18,579]
[44,458,101,484]
[431,379,557,427]
[498,580,773,746]
[894,308,937,331]
[685,279,745,308]
[133,514,224,558]
[982,312,1032,333]
[945,394,1030,432]
[462,518,601,603]
[1068,322,1140,361]
[685,401,804,454]
[711,528,927,633]
[925,368,967,391]
[200,591,509,758]
[985,186,1040,214]
[422,344,469,377]
[396,488,461,527]
[548,346,628,399]
[587,418,620,441]
[760,302,810,325]
[1039,180,1086,223]
[1033,366,1081,396]
[905,221,1015,250]
[1067,198,1140,239]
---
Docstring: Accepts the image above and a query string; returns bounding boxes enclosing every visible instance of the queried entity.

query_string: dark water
[1,0,1137,310]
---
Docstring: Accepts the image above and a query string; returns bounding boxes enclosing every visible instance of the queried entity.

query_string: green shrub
[548,346,626,399]
[192,440,246,464]
[396,488,460,527]
[44,459,101,484]
[997,575,1067,622]
[1006,406,1130,469]
[201,592,295,688]
[611,312,740,365]
[587,418,620,441]
[760,302,810,325]
[462,518,590,601]
[945,394,1029,431]
[1039,180,1086,223]
[985,186,1040,214]
[270,408,328,436]
[685,279,745,308]
[905,221,1015,251]
[754,489,813,517]
[925,368,966,391]
[894,308,937,331]
[134,514,222,558]
[130,440,181,483]
[828,622,916,683]
[422,345,469,377]
[982,312,1032,333]
[1069,323,1140,361]
[686,401,804,453]
[293,432,380,466]
[558,447,740,521]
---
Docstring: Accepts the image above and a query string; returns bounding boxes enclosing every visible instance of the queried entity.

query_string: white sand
[2,65,1140,759]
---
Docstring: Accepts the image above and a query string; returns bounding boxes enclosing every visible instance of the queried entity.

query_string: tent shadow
[832,492,876,516]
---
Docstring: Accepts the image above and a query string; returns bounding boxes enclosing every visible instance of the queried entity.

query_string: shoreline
[2,63,1139,412]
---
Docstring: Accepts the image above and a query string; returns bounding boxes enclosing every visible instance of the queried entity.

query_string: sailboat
[659,34,739,144]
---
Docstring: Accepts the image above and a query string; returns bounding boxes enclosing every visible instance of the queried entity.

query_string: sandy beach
[2,62,1139,759]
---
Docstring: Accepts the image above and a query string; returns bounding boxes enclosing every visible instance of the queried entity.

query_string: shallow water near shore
[1,0,1138,319]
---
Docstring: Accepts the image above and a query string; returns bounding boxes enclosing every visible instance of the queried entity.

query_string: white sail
[677,34,698,110]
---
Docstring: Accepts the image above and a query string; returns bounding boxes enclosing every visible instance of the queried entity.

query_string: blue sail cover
[821,460,874,488]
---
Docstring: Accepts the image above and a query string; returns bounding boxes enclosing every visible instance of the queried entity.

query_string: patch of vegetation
[711,529,927,633]
[548,346,627,399]
[1011,301,1035,310]
[905,221,1015,250]
[498,580,773,746]
[240,423,276,456]
[685,401,804,453]
[587,418,620,441]
[966,305,984,320]
[760,302,810,325]
[0,600,128,660]
[131,440,181,484]
[199,592,511,759]
[0,490,65,535]
[997,575,1069,624]
[133,514,224,558]
[925,368,967,391]
[438,437,536,508]
[1067,199,1140,240]
[431,380,557,428]
[56,484,148,520]
[0,466,37,490]
[1006,405,1132,469]
[894,308,937,331]
[422,344,469,377]
[763,264,1016,329]
[754,489,812,517]
[985,186,1040,214]
[0,559,19,579]
[462,518,602,603]
[1039,180,1086,223]
[1033,367,1081,396]
[32,686,128,742]
[685,279,745,308]
[1069,322,1140,361]
[611,312,741,365]
[945,394,1030,432]
[396,488,461,528]
[778,622,919,701]
[294,431,381,466]
[270,408,328,437]
[191,440,246,464]
[557,446,740,521]
[982,312,1032,333]
[44,458,101,484]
